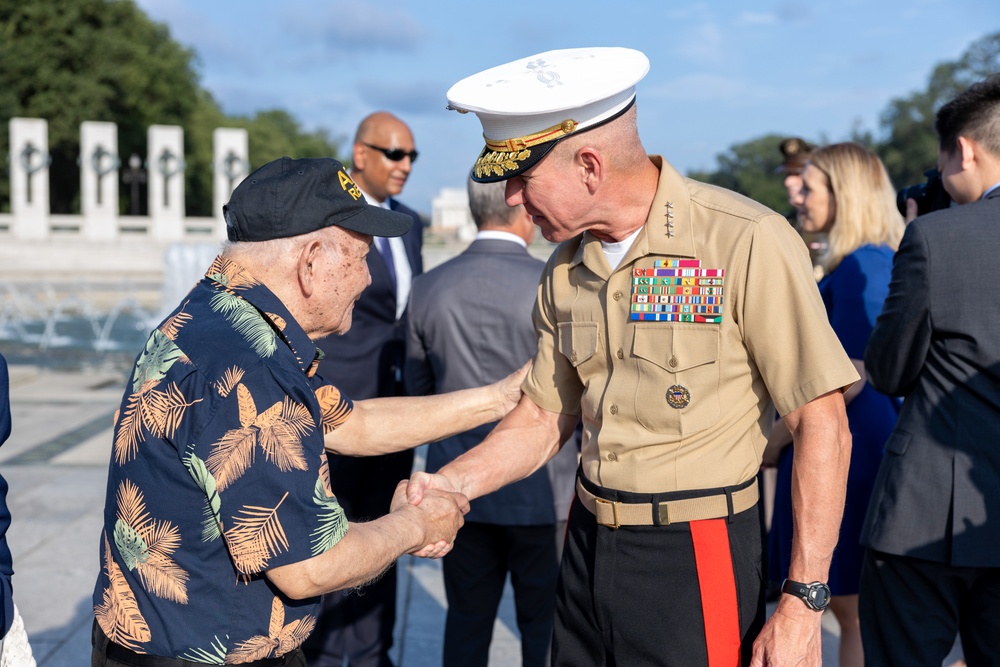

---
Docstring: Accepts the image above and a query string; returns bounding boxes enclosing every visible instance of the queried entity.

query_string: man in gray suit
[406,178,578,667]
[861,74,1000,666]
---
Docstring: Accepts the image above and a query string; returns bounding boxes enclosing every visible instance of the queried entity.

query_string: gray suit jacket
[862,188,1000,566]
[406,237,578,525]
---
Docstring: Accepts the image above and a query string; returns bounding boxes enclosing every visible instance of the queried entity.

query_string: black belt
[93,620,298,667]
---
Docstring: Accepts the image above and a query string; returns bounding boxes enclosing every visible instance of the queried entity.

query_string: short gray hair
[466,177,521,229]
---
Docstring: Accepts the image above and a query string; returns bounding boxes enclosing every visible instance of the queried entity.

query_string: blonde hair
[808,142,904,273]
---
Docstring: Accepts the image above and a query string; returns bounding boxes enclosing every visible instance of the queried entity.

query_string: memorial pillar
[212,128,249,241]
[9,118,51,241]
[80,121,120,241]
[148,125,185,242]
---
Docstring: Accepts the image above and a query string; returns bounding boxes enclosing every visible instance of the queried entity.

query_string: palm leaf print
[315,385,352,433]
[183,448,223,542]
[159,300,192,341]
[142,382,203,439]
[266,313,287,331]
[237,383,257,429]
[256,398,311,474]
[113,480,189,603]
[226,493,289,575]
[136,522,189,604]
[277,616,316,655]
[211,291,278,358]
[229,635,277,662]
[178,635,227,664]
[216,366,245,398]
[229,597,316,661]
[268,596,285,643]
[318,453,332,497]
[310,476,347,556]
[208,256,260,291]
[207,427,257,492]
[95,534,151,650]
[114,392,145,465]
[132,329,184,393]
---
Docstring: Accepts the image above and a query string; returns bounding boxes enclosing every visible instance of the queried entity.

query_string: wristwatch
[780,579,831,611]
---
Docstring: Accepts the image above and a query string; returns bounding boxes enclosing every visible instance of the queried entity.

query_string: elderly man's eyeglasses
[364,143,418,163]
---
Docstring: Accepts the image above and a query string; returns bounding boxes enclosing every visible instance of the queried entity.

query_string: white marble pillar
[80,121,120,241]
[212,127,249,240]
[148,125,185,242]
[9,118,51,241]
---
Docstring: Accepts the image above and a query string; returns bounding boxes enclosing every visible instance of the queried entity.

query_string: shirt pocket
[631,324,721,435]
[557,322,600,371]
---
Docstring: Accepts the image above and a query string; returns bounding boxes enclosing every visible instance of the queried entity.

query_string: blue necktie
[376,236,396,288]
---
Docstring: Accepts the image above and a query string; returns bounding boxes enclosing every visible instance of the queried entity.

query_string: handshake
[390,472,468,559]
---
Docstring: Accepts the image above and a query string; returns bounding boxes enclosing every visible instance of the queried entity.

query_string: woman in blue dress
[765,142,903,667]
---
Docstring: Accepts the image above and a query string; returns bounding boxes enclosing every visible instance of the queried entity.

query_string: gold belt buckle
[594,498,621,528]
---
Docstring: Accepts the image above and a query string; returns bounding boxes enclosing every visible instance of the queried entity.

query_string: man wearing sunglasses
[307,112,423,667]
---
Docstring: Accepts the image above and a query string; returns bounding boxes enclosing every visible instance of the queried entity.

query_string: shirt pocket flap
[633,325,719,373]
[557,322,598,367]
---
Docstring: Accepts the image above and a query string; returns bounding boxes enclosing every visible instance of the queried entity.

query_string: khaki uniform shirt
[523,156,859,494]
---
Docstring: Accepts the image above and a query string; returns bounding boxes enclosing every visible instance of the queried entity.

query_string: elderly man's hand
[392,480,469,558]
[493,361,531,419]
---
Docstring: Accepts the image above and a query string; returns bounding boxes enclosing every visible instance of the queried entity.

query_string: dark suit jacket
[316,198,423,399]
[405,237,578,525]
[862,188,1000,567]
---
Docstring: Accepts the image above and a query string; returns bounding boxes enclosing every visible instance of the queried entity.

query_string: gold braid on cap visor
[474,119,578,179]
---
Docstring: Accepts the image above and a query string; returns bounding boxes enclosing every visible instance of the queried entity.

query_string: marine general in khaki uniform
[407,47,859,667]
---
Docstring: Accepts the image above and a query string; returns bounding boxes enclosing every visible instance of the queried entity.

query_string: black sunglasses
[364,143,419,163]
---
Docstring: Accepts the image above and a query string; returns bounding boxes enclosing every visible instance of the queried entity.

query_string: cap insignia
[474,149,532,179]
[338,171,363,201]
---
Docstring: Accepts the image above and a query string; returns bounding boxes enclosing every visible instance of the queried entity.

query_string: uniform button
[609,404,619,415]
[607,452,617,461]
[613,291,623,301]
[668,356,678,368]
[616,348,624,359]
[571,351,578,363]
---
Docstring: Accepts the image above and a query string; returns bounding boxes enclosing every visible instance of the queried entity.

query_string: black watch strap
[780,578,831,611]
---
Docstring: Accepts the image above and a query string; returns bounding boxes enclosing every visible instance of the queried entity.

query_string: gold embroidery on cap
[338,171,363,201]
[484,119,579,153]
[474,149,532,178]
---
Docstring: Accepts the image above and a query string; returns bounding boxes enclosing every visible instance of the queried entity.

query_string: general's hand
[749,599,823,666]
[406,471,461,506]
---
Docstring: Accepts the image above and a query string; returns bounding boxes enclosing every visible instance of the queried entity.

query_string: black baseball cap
[224,157,412,241]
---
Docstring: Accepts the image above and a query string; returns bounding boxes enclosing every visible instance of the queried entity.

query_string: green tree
[876,31,1000,189]
[0,0,202,213]
[688,134,800,215]
[0,0,345,216]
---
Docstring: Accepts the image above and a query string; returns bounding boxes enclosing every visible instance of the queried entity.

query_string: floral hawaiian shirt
[93,256,352,663]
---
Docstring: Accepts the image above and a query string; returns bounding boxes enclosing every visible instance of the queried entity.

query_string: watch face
[808,583,831,611]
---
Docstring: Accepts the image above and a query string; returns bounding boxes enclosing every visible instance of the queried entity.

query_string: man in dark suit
[305,112,423,667]
[861,74,1000,666]
[405,179,578,667]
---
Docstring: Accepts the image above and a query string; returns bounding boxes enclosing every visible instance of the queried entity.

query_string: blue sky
[135,0,998,215]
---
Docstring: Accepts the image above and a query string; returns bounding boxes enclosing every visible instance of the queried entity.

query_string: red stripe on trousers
[690,518,741,667]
